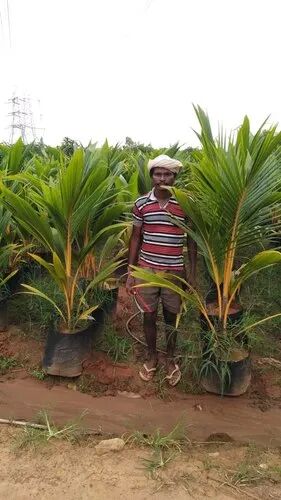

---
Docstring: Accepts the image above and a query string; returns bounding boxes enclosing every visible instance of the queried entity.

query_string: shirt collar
[148,187,175,202]
[148,188,157,200]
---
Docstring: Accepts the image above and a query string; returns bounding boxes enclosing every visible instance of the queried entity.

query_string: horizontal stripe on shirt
[133,189,187,270]
[143,231,184,239]
[139,257,183,269]
[143,234,184,243]
[141,248,183,259]
[142,243,183,255]
[143,240,183,248]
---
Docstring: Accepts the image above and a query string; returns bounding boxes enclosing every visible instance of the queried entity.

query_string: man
[126,154,197,386]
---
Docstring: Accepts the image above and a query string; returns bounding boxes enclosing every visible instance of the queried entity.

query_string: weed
[13,410,88,450]
[98,326,133,363]
[31,368,45,381]
[270,465,281,480]
[8,272,64,335]
[226,444,281,487]
[241,265,281,360]
[131,416,188,479]
[77,374,96,394]
[126,422,188,452]
[155,366,169,400]
[202,455,219,472]
[229,462,267,486]
[0,355,18,375]
[13,426,46,451]
[245,442,263,461]
[247,326,281,358]
[176,339,202,394]
[142,450,178,478]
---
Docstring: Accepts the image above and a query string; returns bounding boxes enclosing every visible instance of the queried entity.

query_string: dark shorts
[134,268,184,314]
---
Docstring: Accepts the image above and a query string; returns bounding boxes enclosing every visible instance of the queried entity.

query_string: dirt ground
[1,286,281,499]
[0,426,281,500]
[1,286,281,405]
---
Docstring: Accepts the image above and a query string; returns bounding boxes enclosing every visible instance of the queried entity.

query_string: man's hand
[126,273,135,295]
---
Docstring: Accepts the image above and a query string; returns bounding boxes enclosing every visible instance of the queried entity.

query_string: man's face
[151,167,175,189]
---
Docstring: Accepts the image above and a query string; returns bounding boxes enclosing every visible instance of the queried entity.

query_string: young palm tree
[0,148,126,332]
[131,108,281,393]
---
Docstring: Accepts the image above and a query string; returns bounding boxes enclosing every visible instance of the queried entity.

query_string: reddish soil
[1,377,281,446]
[248,365,281,411]
[114,285,140,334]
[2,322,280,409]
[1,286,281,446]
[206,302,242,316]
[83,354,135,384]
[0,325,43,369]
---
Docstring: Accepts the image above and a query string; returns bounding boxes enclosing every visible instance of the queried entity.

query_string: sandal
[139,363,157,382]
[165,364,181,387]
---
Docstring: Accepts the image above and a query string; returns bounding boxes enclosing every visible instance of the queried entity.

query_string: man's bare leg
[143,311,158,369]
[162,307,181,385]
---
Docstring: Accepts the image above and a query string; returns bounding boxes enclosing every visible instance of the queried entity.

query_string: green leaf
[91,203,127,236]
[0,269,18,287]
[231,250,281,293]
[53,253,67,282]
[21,284,66,322]
[77,305,99,321]
[7,138,25,174]
[28,253,63,288]
[1,186,54,251]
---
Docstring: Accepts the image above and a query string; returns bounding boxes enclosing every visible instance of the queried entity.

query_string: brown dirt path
[0,377,281,445]
[1,426,281,500]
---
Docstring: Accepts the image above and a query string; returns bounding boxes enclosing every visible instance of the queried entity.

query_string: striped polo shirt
[132,188,186,270]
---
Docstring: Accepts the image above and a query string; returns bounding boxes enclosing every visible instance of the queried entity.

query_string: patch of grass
[178,377,204,395]
[8,272,64,336]
[76,374,110,397]
[226,444,281,487]
[177,338,203,394]
[142,450,178,478]
[270,465,281,480]
[98,326,133,363]
[155,366,170,400]
[245,442,263,460]
[241,265,281,360]
[202,455,220,472]
[13,410,88,451]
[77,374,96,394]
[126,422,188,452]
[13,426,47,451]
[247,326,281,358]
[0,355,18,375]
[229,462,268,486]
[127,423,188,479]
[31,368,45,381]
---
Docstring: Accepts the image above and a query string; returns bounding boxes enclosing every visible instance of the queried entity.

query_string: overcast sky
[0,0,281,147]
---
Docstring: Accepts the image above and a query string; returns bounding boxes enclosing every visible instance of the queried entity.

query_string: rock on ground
[95,438,125,455]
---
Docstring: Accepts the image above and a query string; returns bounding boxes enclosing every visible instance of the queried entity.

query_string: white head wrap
[147,154,183,174]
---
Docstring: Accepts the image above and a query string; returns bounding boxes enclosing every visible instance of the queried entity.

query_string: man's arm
[126,224,142,293]
[187,234,197,289]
